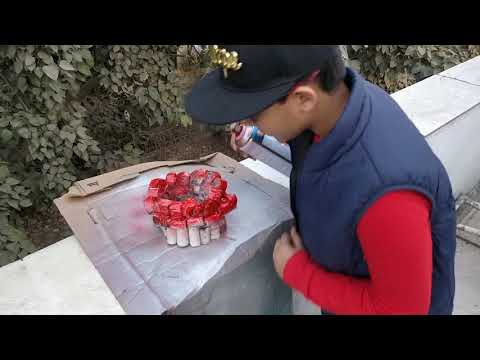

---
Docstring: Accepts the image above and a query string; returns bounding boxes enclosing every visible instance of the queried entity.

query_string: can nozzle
[233,125,243,136]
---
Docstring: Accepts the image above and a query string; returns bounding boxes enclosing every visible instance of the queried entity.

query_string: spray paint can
[234,125,292,163]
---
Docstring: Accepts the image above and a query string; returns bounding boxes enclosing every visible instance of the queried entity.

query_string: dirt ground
[24,124,244,250]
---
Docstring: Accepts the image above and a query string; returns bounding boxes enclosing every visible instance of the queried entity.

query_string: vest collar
[302,68,371,173]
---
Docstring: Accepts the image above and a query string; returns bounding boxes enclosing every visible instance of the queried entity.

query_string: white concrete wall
[392,56,480,197]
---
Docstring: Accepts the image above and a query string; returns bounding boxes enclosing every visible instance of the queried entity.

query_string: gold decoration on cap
[209,45,243,78]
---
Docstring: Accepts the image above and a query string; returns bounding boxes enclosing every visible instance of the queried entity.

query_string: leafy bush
[0,45,100,265]
[96,45,207,128]
[347,45,480,93]
[0,44,204,266]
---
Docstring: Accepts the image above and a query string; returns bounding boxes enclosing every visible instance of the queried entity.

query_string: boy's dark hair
[277,46,347,104]
[316,46,347,93]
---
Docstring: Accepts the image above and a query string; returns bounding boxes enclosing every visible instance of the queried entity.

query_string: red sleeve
[283,190,433,315]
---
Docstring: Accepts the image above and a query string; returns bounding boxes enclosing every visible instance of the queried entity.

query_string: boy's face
[247,84,320,143]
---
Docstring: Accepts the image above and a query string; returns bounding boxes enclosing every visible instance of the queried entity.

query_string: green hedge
[0,45,206,266]
[347,45,480,93]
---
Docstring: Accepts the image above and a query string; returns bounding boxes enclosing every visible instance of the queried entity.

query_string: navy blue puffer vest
[288,69,456,315]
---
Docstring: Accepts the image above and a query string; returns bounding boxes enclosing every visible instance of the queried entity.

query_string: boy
[185,45,456,315]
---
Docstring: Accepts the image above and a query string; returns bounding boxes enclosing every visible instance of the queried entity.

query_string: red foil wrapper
[207,187,224,202]
[218,194,237,215]
[176,172,191,187]
[147,179,167,198]
[148,179,161,189]
[205,213,221,225]
[192,203,204,217]
[155,198,173,215]
[204,171,221,185]
[166,173,177,185]
[203,199,219,218]
[170,186,189,200]
[169,218,187,229]
[187,216,204,227]
[182,199,198,218]
[190,169,207,184]
[157,179,168,193]
[145,170,238,244]
[144,196,156,214]
[227,194,238,209]
[211,178,228,192]
[153,213,169,227]
[168,202,184,220]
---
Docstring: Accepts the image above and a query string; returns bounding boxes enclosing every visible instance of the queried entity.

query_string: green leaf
[6,45,16,58]
[17,127,30,139]
[0,118,9,128]
[24,53,35,66]
[52,93,63,103]
[180,115,192,127]
[77,63,91,76]
[0,166,9,179]
[0,183,11,193]
[81,49,94,67]
[28,116,46,127]
[59,60,75,71]
[76,127,88,138]
[45,98,54,110]
[148,87,161,102]
[16,76,27,93]
[34,66,44,78]
[38,51,53,64]
[6,178,20,186]
[14,185,26,193]
[66,132,76,143]
[138,94,148,108]
[72,51,83,62]
[1,129,13,142]
[7,199,20,211]
[42,64,59,81]
[77,143,87,153]
[6,242,20,255]
[10,118,23,128]
[14,60,23,74]
[59,130,68,140]
[19,199,32,208]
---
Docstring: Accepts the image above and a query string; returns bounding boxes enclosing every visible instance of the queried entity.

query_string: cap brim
[185,69,297,125]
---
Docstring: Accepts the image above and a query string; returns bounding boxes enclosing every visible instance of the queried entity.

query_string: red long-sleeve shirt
[283,190,433,315]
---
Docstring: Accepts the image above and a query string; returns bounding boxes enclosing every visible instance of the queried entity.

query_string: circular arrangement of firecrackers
[144,170,238,248]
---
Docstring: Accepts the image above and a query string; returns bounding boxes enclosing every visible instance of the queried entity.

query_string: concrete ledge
[392,56,480,197]
[0,237,125,315]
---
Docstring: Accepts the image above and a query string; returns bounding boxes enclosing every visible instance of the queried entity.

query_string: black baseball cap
[185,45,342,125]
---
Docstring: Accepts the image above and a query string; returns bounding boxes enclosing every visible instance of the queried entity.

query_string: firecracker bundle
[144,169,238,248]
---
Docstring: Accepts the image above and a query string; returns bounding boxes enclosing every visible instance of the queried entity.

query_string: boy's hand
[273,226,304,279]
[228,123,249,158]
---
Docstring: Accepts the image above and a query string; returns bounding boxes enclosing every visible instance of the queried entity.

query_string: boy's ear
[291,85,317,113]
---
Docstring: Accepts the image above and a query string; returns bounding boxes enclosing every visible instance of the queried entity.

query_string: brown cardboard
[54,153,293,314]
[65,153,218,198]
